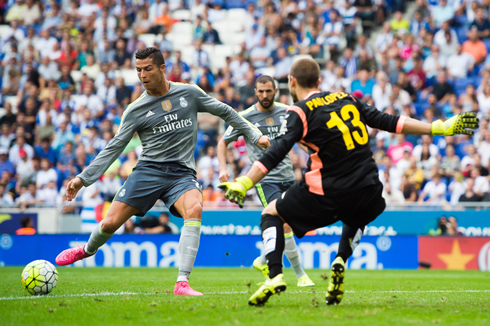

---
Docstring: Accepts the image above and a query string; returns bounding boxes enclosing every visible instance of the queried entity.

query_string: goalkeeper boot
[174,281,203,296]
[297,274,315,287]
[248,273,287,306]
[253,257,269,279]
[56,245,96,266]
[326,256,346,305]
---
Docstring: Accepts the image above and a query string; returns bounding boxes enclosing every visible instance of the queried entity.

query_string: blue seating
[456,27,468,44]
[414,102,430,116]
[483,39,490,52]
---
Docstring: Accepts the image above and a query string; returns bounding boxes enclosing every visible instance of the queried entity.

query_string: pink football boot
[56,246,96,266]
[173,281,203,296]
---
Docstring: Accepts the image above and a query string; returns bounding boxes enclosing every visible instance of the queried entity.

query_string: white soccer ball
[21,260,58,295]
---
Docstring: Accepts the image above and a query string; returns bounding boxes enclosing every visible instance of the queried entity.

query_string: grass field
[1,267,489,326]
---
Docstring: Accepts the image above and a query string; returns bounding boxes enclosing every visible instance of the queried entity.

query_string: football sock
[284,232,306,279]
[258,249,267,265]
[260,214,285,279]
[177,219,201,283]
[84,222,113,255]
[336,224,365,262]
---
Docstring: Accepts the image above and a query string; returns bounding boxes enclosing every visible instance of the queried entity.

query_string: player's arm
[218,109,304,207]
[356,98,479,136]
[193,85,270,149]
[218,124,243,182]
[66,111,137,201]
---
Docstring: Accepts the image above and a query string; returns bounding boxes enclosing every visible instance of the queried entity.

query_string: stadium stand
[0,0,489,219]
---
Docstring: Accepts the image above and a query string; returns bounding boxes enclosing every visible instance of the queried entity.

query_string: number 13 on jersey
[326,104,368,150]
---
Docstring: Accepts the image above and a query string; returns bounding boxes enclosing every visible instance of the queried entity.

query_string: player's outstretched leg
[173,189,203,296]
[283,224,315,287]
[326,224,364,305]
[249,211,287,306]
[56,202,139,266]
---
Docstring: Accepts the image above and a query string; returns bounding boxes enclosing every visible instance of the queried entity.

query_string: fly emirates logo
[152,113,193,134]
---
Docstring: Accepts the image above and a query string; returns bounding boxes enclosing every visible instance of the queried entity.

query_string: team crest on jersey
[161,100,172,112]
[266,117,274,126]
[180,97,188,108]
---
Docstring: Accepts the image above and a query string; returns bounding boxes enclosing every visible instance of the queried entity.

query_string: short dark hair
[21,216,32,228]
[255,75,275,88]
[290,58,320,88]
[135,47,165,67]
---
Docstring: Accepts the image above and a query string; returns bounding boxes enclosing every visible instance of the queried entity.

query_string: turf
[0,267,489,326]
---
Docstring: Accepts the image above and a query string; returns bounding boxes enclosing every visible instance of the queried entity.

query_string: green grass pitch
[1,267,489,326]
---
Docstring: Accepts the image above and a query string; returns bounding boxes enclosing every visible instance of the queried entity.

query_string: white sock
[85,223,113,254]
[284,232,306,279]
[177,219,201,283]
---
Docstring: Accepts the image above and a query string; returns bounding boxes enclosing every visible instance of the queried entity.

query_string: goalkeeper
[218,58,479,306]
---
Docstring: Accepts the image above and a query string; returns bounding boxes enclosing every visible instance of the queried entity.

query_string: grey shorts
[255,181,294,207]
[114,161,202,217]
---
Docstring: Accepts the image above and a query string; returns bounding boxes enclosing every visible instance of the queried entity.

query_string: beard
[258,97,274,109]
[290,90,299,103]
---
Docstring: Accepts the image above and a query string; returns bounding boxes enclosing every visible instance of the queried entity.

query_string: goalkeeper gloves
[431,112,479,136]
[217,176,254,208]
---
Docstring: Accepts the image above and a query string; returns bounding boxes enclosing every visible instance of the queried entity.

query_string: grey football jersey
[223,102,295,183]
[78,82,262,186]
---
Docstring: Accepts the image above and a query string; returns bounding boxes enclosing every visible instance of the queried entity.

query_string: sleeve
[193,85,262,144]
[256,108,304,173]
[221,124,242,143]
[77,110,137,187]
[355,97,402,133]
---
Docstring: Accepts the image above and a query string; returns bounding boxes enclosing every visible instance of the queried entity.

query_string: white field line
[2,289,490,301]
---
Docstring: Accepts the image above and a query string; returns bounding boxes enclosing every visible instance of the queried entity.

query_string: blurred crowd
[0,0,489,223]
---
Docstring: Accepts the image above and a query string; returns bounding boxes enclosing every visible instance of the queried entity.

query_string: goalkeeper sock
[177,219,201,283]
[337,224,364,262]
[261,214,285,279]
[284,232,306,279]
[84,222,113,254]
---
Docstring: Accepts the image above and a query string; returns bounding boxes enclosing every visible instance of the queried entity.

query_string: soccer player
[217,75,314,287]
[218,58,479,306]
[55,48,270,296]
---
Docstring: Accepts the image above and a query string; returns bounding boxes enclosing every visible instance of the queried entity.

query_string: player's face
[255,81,276,109]
[136,58,166,92]
[288,75,299,102]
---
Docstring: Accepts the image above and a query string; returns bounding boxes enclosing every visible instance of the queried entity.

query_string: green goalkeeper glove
[431,112,479,136]
[217,176,254,208]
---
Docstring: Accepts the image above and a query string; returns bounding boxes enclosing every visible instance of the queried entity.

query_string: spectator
[115,77,132,107]
[408,57,426,92]
[239,70,256,108]
[9,136,34,166]
[36,158,57,189]
[418,173,447,203]
[431,71,454,103]
[447,44,475,79]
[390,11,409,32]
[400,174,418,202]
[0,148,16,177]
[0,183,14,206]
[462,28,488,64]
[35,138,56,165]
[351,69,376,96]
[423,44,446,80]
[323,10,344,55]
[446,216,464,236]
[339,48,357,79]
[202,22,221,44]
[471,167,489,197]
[51,121,75,152]
[15,216,36,235]
[0,103,17,127]
[140,212,179,234]
[250,36,271,68]
[80,55,100,80]
[0,124,15,149]
[191,39,210,69]
[273,48,292,83]
[459,177,483,203]
[80,182,103,233]
[477,130,490,168]
[387,134,414,164]
[469,6,490,40]
[382,181,405,205]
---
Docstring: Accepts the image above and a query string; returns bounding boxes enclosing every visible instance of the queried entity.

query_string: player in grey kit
[55,48,270,296]
[217,75,314,287]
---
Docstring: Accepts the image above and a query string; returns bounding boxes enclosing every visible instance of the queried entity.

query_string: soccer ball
[21,260,58,295]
